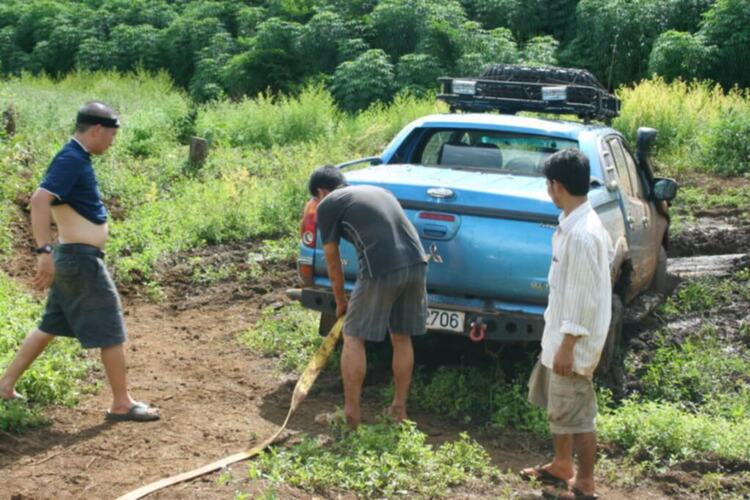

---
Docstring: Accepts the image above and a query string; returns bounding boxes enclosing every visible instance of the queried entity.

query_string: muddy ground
[1,216,749,499]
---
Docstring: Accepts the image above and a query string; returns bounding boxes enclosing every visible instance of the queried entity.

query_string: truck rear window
[416,129,578,176]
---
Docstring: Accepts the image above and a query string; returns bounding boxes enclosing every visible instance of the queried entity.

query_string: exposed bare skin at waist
[51,204,108,248]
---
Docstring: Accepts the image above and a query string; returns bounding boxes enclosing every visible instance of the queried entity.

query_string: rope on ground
[116,317,344,500]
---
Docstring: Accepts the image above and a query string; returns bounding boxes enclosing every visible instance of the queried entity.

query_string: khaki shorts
[527,360,597,434]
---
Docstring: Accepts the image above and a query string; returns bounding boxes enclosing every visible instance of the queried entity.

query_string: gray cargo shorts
[39,244,127,349]
[344,262,428,342]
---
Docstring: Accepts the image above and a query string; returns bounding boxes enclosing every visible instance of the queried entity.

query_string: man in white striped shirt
[521,149,613,500]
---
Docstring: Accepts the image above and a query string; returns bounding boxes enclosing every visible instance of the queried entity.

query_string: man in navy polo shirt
[0,102,160,422]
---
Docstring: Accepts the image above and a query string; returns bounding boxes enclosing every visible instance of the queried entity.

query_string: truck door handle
[641,216,649,227]
[626,215,635,229]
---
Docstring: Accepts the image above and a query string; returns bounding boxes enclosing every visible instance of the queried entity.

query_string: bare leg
[388,332,413,422]
[0,329,55,399]
[100,343,141,414]
[549,433,576,479]
[571,432,597,495]
[523,433,576,482]
[341,335,366,428]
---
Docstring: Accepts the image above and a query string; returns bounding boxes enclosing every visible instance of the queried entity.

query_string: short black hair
[542,148,590,196]
[308,165,346,197]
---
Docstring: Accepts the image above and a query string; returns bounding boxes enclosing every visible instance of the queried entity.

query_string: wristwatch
[34,243,54,255]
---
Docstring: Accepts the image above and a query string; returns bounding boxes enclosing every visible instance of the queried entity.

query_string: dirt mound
[669,216,750,257]
[154,240,298,310]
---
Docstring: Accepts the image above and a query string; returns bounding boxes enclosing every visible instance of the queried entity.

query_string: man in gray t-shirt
[309,166,428,428]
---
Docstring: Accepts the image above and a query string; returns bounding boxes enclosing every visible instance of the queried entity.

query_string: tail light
[300,198,318,248]
[298,198,318,286]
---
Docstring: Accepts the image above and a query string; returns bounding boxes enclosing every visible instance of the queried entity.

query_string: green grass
[239,304,324,374]
[599,400,750,464]
[607,270,750,466]
[247,420,503,498]
[641,334,750,413]
[673,185,750,215]
[659,278,734,317]
[0,271,92,432]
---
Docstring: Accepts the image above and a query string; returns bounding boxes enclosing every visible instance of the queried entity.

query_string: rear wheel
[596,293,625,395]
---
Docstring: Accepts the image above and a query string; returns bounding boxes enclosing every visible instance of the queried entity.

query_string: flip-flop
[520,466,570,488]
[542,485,599,500]
[105,402,160,422]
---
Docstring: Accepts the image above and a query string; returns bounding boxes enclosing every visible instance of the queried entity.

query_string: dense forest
[0,0,748,110]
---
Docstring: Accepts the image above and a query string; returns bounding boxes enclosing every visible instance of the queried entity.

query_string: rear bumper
[286,287,545,342]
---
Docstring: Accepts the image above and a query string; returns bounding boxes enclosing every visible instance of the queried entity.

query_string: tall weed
[615,78,750,176]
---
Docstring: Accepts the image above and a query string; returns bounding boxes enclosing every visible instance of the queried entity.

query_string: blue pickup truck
[289,65,677,372]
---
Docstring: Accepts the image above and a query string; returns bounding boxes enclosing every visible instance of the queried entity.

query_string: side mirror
[653,177,678,202]
[636,127,657,166]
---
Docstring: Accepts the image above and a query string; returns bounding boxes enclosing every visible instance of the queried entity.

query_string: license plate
[426,308,465,333]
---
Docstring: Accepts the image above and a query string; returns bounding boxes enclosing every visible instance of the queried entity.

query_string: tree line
[0,0,747,111]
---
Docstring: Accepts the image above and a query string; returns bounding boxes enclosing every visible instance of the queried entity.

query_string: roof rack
[437,65,620,123]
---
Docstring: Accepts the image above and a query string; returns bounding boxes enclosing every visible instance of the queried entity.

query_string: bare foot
[345,414,360,430]
[344,407,360,430]
[520,462,574,485]
[0,387,25,401]
[386,404,408,423]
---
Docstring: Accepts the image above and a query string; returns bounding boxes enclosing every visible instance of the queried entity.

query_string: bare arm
[323,242,347,318]
[30,189,55,289]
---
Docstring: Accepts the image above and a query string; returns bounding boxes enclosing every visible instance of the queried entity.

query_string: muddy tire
[596,293,625,394]
[318,312,338,337]
[649,246,669,294]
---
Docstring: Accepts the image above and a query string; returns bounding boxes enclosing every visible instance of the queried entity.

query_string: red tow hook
[469,319,487,342]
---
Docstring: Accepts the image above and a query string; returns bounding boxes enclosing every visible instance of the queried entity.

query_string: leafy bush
[699,0,750,89]
[248,420,498,498]
[396,53,443,96]
[522,35,559,66]
[648,30,713,82]
[330,49,395,112]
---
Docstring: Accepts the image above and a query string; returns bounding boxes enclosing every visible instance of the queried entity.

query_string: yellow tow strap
[117,317,344,500]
